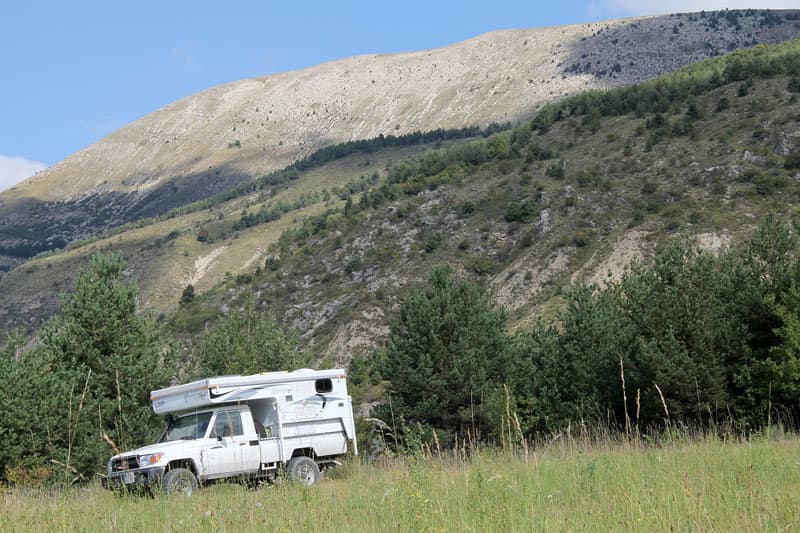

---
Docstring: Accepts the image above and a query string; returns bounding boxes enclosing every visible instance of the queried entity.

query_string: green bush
[754,172,790,195]
[784,151,800,170]
[423,233,444,253]
[571,229,593,247]
[504,200,540,222]
[467,255,497,276]
[545,163,565,179]
[179,284,195,306]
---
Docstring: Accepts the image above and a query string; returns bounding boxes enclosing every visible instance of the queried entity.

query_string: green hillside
[3,39,800,359]
[172,39,800,360]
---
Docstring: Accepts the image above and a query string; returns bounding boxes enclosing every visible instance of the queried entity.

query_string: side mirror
[217,435,222,442]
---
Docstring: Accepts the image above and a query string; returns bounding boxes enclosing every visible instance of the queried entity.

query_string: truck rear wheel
[163,467,198,496]
[287,456,320,485]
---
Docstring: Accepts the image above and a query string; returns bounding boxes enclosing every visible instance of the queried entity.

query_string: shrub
[179,284,195,306]
[784,151,800,170]
[641,181,658,194]
[737,83,749,97]
[686,101,704,120]
[505,200,540,223]
[468,255,497,276]
[545,163,565,179]
[754,172,790,195]
[423,233,444,253]
[571,229,593,247]
[459,202,476,217]
[235,273,253,284]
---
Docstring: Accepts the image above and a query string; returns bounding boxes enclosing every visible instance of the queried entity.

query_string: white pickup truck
[102,368,358,494]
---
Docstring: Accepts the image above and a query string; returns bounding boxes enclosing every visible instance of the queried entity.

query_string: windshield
[161,412,213,442]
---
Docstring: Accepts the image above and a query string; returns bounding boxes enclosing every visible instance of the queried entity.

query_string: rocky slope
[1,10,799,259]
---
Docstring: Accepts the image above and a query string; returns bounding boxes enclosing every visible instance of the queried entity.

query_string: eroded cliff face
[2,11,798,259]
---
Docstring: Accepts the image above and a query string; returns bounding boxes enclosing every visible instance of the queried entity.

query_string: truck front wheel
[163,467,198,496]
[287,456,320,485]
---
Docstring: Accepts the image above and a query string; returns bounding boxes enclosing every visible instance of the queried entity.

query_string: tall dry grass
[2,428,799,531]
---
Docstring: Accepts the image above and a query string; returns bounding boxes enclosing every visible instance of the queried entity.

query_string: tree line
[532,37,800,132]
[373,217,800,447]
[3,216,800,485]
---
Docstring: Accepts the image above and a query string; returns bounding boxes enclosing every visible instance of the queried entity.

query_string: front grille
[111,456,139,472]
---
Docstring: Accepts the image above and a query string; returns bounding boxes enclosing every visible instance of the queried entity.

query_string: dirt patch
[189,246,227,286]
[241,248,264,271]
[583,230,649,287]
[695,232,731,252]
[493,250,571,312]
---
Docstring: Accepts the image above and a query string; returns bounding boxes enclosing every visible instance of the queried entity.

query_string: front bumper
[102,466,165,491]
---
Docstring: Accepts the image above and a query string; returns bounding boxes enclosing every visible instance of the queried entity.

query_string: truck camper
[103,368,357,494]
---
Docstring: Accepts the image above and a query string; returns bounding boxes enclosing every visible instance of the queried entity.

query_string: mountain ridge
[3,10,799,260]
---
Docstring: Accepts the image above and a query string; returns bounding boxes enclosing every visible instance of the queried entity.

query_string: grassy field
[2,434,799,532]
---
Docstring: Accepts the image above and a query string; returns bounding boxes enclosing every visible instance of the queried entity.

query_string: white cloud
[0,155,47,192]
[596,1,798,17]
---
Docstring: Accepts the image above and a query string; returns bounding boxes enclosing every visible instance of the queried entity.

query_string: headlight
[138,453,165,467]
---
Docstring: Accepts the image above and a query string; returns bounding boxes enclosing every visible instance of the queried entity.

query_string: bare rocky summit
[1,10,799,258]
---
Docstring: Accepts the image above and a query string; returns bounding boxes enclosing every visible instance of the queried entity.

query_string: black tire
[287,456,321,486]
[162,467,198,496]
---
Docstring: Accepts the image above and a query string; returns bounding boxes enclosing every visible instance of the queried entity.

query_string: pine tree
[33,253,177,478]
[194,294,310,376]
[179,283,195,306]
[379,265,511,436]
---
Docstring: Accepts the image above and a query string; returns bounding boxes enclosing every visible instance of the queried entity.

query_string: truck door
[204,409,261,478]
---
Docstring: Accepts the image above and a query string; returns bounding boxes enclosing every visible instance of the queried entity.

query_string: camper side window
[315,378,333,393]
[211,411,243,438]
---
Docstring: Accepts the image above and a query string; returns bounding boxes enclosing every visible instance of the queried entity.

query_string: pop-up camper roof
[150,368,347,415]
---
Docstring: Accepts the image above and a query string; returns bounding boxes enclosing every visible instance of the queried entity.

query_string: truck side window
[212,411,243,437]
[253,418,268,439]
[315,378,333,393]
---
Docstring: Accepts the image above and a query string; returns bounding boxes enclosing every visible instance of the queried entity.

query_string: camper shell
[103,368,357,494]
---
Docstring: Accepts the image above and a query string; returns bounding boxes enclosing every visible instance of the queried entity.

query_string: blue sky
[1,0,796,190]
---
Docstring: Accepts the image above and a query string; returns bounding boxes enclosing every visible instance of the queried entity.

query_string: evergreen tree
[379,266,511,437]
[1,253,177,482]
[515,218,800,432]
[179,283,195,306]
[194,294,310,376]
[0,334,69,484]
